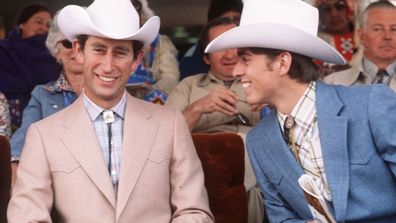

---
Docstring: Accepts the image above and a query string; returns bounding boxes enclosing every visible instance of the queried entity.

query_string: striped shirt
[278,81,332,201]
[82,91,126,193]
[362,58,396,84]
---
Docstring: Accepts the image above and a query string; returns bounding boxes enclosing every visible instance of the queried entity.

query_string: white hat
[205,0,345,64]
[57,0,160,46]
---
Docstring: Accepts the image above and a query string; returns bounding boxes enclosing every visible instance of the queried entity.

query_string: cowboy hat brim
[205,23,346,65]
[58,5,160,46]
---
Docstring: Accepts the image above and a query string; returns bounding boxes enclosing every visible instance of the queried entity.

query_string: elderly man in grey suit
[324,1,396,91]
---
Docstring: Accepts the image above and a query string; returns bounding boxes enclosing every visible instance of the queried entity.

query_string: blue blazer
[10,83,67,158]
[247,81,396,223]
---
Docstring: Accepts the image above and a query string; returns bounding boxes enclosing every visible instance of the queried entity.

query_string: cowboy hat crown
[57,0,160,46]
[205,0,345,64]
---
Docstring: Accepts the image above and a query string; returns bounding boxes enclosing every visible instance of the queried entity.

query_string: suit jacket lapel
[116,96,158,219]
[253,111,305,197]
[59,97,116,208]
[316,82,349,221]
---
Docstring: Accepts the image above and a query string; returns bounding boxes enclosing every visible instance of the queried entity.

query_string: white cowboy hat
[205,0,346,64]
[57,0,160,46]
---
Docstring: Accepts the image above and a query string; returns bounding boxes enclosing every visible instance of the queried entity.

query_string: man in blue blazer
[205,0,396,222]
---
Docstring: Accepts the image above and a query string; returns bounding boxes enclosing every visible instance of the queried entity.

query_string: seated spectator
[0,92,11,138]
[0,3,60,130]
[166,16,264,223]
[9,12,84,184]
[179,0,243,80]
[127,0,180,104]
[324,1,396,91]
[315,0,358,75]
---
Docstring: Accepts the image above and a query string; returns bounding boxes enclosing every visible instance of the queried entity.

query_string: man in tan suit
[7,0,213,222]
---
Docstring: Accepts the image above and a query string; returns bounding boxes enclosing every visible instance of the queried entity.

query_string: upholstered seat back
[192,132,247,223]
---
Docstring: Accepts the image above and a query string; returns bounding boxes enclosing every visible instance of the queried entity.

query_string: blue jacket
[247,81,396,223]
[10,82,70,159]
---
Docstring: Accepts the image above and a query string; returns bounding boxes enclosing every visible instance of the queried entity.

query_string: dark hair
[207,0,243,21]
[76,35,144,60]
[243,48,320,83]
[198,16,240,57]
[16,3,52,25]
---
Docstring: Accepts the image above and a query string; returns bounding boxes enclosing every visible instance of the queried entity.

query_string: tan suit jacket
[7,94,213,223]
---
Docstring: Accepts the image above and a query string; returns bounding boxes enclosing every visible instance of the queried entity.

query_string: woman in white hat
[206,0,396,222]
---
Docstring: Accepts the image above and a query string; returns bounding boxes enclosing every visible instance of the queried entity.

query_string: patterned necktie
[373,69,389,84]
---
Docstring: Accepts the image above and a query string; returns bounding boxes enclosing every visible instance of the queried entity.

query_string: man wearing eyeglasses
[165,16,264,223]
[324,1,396,91]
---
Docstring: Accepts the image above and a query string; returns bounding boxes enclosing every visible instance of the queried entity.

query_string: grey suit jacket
[247,81,396,222]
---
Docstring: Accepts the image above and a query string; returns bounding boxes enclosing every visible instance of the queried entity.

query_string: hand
[191,88,238,116]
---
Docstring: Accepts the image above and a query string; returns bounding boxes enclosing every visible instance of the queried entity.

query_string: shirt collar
[82,90,127,122]
[197,71,239,88]
[43,72,74,93]
[362,57,396,79]
[277,81,316,131]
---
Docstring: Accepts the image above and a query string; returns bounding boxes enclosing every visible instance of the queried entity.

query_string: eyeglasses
[58,39,72,49]
[318,1,347,14]
[235,99,252,126]
[235,112,251,126]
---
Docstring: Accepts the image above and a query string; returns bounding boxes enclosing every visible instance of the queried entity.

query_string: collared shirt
[43,72,77,107]
[277,82,332,201]
[82,91,126,193]
[361,58,396,84]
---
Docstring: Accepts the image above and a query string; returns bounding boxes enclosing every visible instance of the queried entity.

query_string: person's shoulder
[181,73,207,83]
[323,66,358,86]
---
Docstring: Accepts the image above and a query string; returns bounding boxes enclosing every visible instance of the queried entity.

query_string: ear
[274,52,292,76]
[73,40,85,64]
[131,50,144,72]
[203,54,210,65]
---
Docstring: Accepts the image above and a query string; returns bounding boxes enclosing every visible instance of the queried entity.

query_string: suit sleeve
[169,110,214,223]
[368,85,396,177]
[7,123,53,223]
[246,136,308,223]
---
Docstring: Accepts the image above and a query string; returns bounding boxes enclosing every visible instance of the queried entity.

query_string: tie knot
[374,69,389,84]
[284,116,295,130]
[103,110,115,124]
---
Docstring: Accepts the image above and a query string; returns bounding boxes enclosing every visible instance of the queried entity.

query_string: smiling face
[233,49,282,106]
[74,36,142,109]
[359,7,396,67]
[204,23,239,81]
[19,11,51,38]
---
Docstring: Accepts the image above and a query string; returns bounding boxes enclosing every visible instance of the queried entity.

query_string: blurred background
[0,0,211,55]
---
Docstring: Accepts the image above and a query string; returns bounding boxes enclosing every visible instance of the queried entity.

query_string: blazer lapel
[316,82,349,221]
[59,97,116,208]
[252,111,305,197]
[116,96,158,219]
